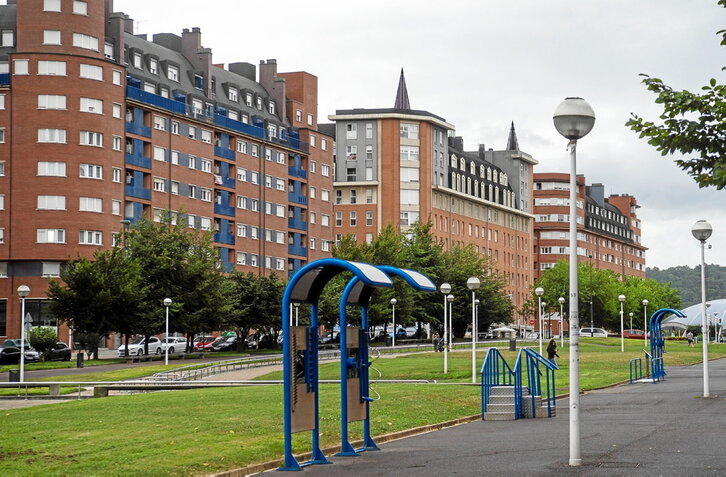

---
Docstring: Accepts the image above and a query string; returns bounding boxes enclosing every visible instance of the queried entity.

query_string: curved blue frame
[280,259,392,471]
[649,308,687,381]
[337,266,435,456]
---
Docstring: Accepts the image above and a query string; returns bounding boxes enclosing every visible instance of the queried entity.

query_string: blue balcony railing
[288,218,307,231]
[214,114,266,140]
[214,203,235,217]
[0,73,9,86]
[288,244,307,257]
[214,146,235,160]
[288,165,307,179]
[213,232,235,245]
[125,185,151,201]
[127,86,187,115]
[125,121,152,138]
[288,193,307,205]
[125,153,152,169]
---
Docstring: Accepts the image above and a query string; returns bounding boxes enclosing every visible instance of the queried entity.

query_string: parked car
[404,326,417,338]
[193,336,224,352]
[117,336,162,357]
[160,337,187,354]
[0,340,39,363]
[212,336,238,352]
[622,329,646,340]
[319,332,339,345]
[45,341,72,361]
[579,327,608,338]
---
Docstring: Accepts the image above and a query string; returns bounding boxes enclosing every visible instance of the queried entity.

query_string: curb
[207,414,482,477]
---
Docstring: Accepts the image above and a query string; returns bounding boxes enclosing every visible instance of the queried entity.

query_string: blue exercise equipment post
[648,308,687,382]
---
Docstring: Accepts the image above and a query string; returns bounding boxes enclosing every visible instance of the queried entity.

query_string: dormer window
[149,58,158,75]
[194,74,204,90]
[228,87,238,102]
[268,101,275,115]
[256,96,263,110]
[132,52,142,69]
[167,65,179,82]
[245,92,252,107]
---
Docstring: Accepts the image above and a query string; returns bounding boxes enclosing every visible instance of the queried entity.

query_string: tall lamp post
[588,255,594,336]
[692,219,712,398]
[17,285,30,382]
[554,96,595,467]
[542,302,548,338]
[535,287,544,354]
[390,298,397,348]
[440,283,452,373]
[447,294,454,351]
[163,298,172,365]
[467,277,481,384]
[642,299,649,348]
[558,297,566,348]
[618,295,625,352]
[474,299,480,342]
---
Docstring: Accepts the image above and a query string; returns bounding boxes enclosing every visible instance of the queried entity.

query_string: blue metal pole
[280,287,300,471]
[337,280,357,456]
[360,306,378,451]
[309,303,329,464]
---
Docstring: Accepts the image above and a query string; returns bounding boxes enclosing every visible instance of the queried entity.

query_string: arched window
[479,165,485,178]
[466,177,471,195]
[451,154,458,168]
[459,158,465,171]
[474,180,479,197]
[487,168,492,181]
[470,161,476,175]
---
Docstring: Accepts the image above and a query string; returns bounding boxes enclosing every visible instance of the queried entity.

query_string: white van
[579,327,608,338]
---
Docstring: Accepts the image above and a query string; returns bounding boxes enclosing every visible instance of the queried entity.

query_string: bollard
[8,369,20,382]
[76,352,84,368]
[509,339,517,351]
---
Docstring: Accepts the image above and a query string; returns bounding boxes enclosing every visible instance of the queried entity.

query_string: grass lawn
[0,337,723,476]
[0,358,126,374]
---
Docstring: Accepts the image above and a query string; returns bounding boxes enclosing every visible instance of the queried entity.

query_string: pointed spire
[394,68,411,110]
[506,121,519,151]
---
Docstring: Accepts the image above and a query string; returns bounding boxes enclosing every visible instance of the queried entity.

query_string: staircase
[481,347,558,421]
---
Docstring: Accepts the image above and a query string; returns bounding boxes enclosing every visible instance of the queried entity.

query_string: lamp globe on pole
[390,298,397,348]
[467,277,480,384]
[553,96,595,468]
[629,312,634,331]
[692,219,712,397]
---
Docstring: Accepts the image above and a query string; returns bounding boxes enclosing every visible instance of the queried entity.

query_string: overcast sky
[117,0,725,270]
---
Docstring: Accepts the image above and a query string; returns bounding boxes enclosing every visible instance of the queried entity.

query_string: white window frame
[43,30,62,45]
[79,163,102,180]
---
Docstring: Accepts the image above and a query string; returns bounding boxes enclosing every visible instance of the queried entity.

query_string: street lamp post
[554,96,595,467]
[474,298,480,343]
[390,298,397,348]
[447,294,454,351]
[440,283,452,373]
[629,312,633,331]
[467,277,481,384]
[692,219,713,398]
[618,295,625,352]
[17,285,30,382]
[542,302,547,339]
[535,287,544,354]
[558,297,565,348]
[163,298,172,365]
[642,299,649,348]
[588,255,594,337]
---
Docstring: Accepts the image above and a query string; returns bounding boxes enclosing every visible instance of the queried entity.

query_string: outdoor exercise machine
[648,308,686,381]
[336,266,436,456]
[279,259,393,471]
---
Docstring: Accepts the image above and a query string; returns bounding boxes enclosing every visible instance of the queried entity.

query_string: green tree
[626,0,726,189]
[28,327,58,361]
[228,272,284,349]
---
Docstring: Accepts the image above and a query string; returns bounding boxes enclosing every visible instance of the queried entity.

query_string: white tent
[662,299,726,328]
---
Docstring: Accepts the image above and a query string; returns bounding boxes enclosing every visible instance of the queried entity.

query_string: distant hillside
[646,264,726,308]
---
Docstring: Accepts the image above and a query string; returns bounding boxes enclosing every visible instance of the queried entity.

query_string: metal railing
[629,358,643,383]
[480,347,514,416]
[522,348,558,418]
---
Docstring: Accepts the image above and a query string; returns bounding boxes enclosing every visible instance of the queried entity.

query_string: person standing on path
[686,331,694,347]
[546,338,559,364]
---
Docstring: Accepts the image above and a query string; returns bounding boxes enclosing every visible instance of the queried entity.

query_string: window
[366,145,373,160]
[400,146,420,161]
[366,211,373,226]
[0,95,4,110]
[37,229,65,244]
[153,116,166,130]
[167,65,179,82]
[400,211,419,226]
[322,240,331,252]
[236,252,246,265]
[321,139,328,151]
[79,230,102,245]
[365,167,373,181]
[42,262,62,277]
[73,33,98,51]
[335,212,343,227]
[268,125,277,138]
[14,59,28,75]
[346,168,357,181]
[237,141,247,154]
[170,151,179,165]
[335,189,342,204]
[350,211,357,226]
[346,145,357,160]
[112,136,122,151]
[277,152,286,164]
[400,123,419,139]
[73,0,88,15]
[400,190,419,205]
[310,135,316,147]
[153,146,166,161]
[251,145,259,157]
[200,217,212,231]
[309,238,316,250]
[346,123,357,139]
[245,93,253,107]
[307,113,314,126]
[112,167,121,183]
[153,177,166,192]
[366,123,373,139]
[112,70,122,85]
[111,199,121,216]
[321,189,330,202]
[37,60,66,76]
[79,197,102,212]
[188,155,197,169]
[44,0,61,11]
[143,82,155,94]
[309,212,316,224]
[295,109,302,122]
[200,188,212,202]
[268,102,275,114]
[171,121,179,135]
[37,161,65,176]
[321,164,330,177]
[201,130,212,144]
[0,195,3,210]
[79,64,102,80]
[79,131,103,147]
[321,214,330,227]
[187,126,196,139]
[79,164,102,179]
[0,161,3,176]
[80,97,103,114]
[149,58,158,75]
[228,87,238,101]
[37,195,66,210]
[43,30,61,45]
[400,167,419,182]
[38,128,66,143]
[256,96,262,110]
[201,159,212,173]
[38,95,66,110]
[366,188,373,203]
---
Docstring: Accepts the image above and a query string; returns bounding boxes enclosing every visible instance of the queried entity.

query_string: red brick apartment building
[0,0,333,342]
[533,172,646,281]
[326,72,537,329]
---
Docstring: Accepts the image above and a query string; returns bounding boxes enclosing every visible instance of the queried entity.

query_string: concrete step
[489,394,517,404]
[536,405,555,418]
[488,386,515,396]
[486,403,515,413]
[484,411,516,421]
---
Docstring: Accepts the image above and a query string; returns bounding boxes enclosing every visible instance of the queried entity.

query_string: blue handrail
[480,347,514,416]
[522,348,558,418]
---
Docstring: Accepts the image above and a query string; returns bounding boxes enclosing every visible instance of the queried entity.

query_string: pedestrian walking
[546,338,559,363]
[686,331,694,347]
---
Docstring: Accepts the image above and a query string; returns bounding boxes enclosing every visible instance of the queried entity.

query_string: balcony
[125,153,152,169]
[126,86,187,115]
[288,244,307,257]
[288,192,308,205]
[125,185,151,201]
[214,114,266,140]
[288,165,307,179]
[214,203,235,217]
[125,121,152,138]
[213,232,235,246]
[288,218,307,231]
[0,73,9,86]
[214,146,235,160]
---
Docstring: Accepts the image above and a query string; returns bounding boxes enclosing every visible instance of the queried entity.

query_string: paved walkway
[275,359,726,476]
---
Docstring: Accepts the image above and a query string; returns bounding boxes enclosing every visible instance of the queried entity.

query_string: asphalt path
[277,359,726,476]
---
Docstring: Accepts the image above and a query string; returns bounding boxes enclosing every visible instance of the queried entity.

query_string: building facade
[0,0,333,342]
[532,172,646,281]
[327,72,537,328]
